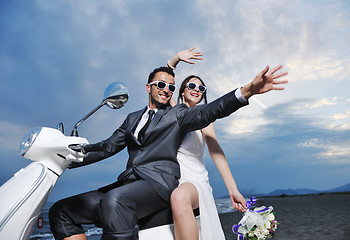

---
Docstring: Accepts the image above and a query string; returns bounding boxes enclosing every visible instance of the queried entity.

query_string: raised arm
[201,123,246,212]
[167,48,203,105]
[167,47,203,69]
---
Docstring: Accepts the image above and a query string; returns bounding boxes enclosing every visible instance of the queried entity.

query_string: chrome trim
[19,127,42,156]
[0,164,47,231]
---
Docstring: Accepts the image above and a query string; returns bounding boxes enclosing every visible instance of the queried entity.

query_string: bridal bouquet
[232,197,279,240]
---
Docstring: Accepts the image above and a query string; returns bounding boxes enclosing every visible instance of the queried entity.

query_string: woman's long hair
[177,75,208,104]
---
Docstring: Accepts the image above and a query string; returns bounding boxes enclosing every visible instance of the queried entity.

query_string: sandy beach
[219,192,350,240]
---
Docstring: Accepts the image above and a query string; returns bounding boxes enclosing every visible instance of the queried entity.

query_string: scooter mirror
[71,82,129,136]
[102,82,129,109]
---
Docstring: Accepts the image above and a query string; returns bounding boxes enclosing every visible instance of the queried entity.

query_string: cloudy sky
[1,0,349,202]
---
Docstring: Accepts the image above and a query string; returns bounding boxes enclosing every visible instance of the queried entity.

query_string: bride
[167,48,247,240]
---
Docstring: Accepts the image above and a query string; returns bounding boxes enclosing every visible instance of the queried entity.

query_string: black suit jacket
[75,89,248,201]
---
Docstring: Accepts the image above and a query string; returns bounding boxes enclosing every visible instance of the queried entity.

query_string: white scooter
[0,82,128,239]
[0,82,199,240]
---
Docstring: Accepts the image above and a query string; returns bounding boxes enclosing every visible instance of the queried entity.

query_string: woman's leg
[171,182,199,240]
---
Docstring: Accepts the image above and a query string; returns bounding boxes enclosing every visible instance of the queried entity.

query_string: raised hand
[167,47,203,69]
[241,65,288,99]
[176,47,203,64]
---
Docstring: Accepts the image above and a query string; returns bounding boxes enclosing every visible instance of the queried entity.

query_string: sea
[29,198,235,240]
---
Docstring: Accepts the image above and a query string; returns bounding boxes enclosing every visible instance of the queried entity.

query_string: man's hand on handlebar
[68,143,86,154]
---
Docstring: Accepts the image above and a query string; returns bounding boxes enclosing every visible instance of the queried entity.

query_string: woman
[167,48,247,240]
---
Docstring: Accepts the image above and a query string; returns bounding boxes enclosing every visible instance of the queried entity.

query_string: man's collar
[146,105,159,114]
[146,101,172,114]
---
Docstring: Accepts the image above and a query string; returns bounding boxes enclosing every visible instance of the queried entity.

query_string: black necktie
[138,110,155,142]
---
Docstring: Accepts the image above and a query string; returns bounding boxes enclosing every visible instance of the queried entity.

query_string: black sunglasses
[150,81,176,93]
[186,82,206,93]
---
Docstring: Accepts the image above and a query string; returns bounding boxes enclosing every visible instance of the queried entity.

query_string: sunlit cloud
[221,112,269,137]
[300,138,322,148]
[304,98,337,109]
[300,138,350,164]
[326,123,350,131]
[330,110,350,120]
[287,57,350,82]
[224,118,253,136]
[320,145,350,162]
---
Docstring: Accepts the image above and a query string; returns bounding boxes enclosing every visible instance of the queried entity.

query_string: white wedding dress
[177,130,225,240]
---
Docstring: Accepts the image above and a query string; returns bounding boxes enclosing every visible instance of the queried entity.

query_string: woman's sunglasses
[150,81,176,93]
[186,82,206,93]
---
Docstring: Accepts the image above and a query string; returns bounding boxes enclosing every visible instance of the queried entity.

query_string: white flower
[263,229,269,235]
[267,213,275,221]
[255,231,265,240]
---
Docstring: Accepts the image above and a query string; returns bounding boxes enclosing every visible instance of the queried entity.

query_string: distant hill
[216,182,350,199]
[267,182,350,196]
[327,183,350,193]
[268,188,320,196]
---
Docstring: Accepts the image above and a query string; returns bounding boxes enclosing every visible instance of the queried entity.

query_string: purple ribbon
[232,224,244,240]
[232,197,270,239]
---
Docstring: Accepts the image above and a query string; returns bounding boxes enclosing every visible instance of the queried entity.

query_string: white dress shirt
[134,107,158,139]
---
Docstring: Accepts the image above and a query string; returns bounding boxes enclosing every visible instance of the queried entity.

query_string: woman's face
[182,77,205,107]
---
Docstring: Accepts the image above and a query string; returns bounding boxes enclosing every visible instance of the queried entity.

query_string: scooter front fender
[0,162,57,240]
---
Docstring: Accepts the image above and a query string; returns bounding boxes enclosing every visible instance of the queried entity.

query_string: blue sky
[1,0,349,202]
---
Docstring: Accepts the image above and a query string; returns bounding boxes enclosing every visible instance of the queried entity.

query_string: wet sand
[219,192,350,240]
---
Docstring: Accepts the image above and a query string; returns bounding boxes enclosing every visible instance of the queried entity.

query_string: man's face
[147,71,175,109]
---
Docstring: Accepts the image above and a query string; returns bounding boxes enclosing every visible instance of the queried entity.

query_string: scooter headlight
[19,127,42,156]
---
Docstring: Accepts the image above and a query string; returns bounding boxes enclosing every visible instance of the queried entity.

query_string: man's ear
[146,84,151,94]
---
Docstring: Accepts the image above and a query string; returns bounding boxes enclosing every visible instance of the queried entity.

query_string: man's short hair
[148,67,175,84]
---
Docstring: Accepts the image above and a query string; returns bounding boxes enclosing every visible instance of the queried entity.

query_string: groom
[49,64,287,240]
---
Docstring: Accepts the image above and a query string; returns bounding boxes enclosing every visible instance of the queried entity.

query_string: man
[49,62,287,240]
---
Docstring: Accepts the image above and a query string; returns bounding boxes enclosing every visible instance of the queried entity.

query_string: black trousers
[49,179,168,240]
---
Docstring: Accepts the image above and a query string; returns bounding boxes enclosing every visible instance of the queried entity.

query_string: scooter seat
[138,207,199,230]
